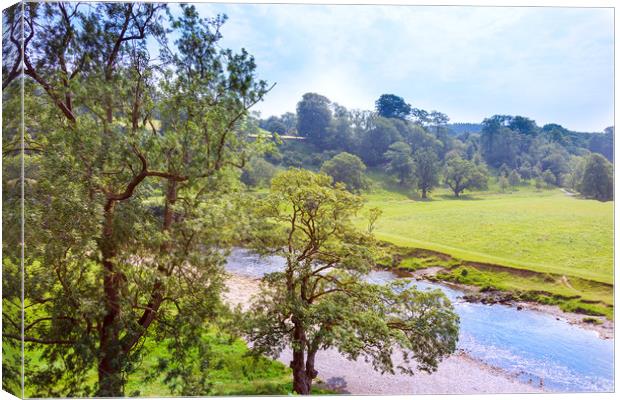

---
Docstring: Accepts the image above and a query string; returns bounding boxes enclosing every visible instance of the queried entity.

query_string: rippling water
[225,249,614,392]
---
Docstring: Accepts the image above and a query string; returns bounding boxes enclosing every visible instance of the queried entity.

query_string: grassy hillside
[358,172,613,285]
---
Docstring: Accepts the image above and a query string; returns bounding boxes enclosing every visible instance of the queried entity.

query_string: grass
[21,327,333,397]
[433,265,613,319]
[360,170,614,284]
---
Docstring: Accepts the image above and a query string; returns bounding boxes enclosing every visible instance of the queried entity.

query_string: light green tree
[443,155,489,197]
[320,152,368,192]
[244,169,459,394]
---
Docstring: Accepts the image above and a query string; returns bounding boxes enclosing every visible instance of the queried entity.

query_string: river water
[225,248,614,393]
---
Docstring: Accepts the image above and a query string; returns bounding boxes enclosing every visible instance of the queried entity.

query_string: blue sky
[175,3,613,132]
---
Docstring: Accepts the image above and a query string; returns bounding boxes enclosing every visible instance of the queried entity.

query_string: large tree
[578,153,613,201]
[296,92,332,148]
[358,116,402,166]
[375,93,411,120]
[384,141,415,185]
[443,155,489,197]
[245,169,459,394]
[413,148,440,198]
[320,152,367,192]
[2,3,271,396]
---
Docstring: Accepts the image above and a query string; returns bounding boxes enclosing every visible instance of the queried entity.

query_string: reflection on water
[225,248,614,392]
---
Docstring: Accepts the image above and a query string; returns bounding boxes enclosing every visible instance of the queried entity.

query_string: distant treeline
[253,93,613,201]
[447,122,482,135]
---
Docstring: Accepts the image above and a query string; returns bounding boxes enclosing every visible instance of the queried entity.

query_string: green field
[359,175,613,285]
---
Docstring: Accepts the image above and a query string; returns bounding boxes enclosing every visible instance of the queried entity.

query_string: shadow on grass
[435,193,482,201]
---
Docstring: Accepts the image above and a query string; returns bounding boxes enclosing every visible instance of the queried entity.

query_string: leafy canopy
[244,169,459,394]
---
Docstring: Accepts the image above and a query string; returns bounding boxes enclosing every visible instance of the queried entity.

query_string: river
[225,248,614,393]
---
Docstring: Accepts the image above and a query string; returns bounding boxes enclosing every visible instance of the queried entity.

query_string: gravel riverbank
[223,274,542,395]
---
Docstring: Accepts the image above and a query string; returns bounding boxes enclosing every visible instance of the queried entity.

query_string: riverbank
[223,273,543,395]
[384,244,614,323]
[400,265,614,340]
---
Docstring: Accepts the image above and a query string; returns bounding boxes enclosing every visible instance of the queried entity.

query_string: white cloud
[190,3,613,131]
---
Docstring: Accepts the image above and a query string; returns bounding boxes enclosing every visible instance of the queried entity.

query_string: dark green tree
[296,92,332,148]
[542,169,557,187]
[588,126,614,162]
[241,157,278,188]
[358,117,402,166]
[508,170,521,187]
[2,3,271,396]
[384,141,415,185]
[375,94,411,119]
[578,153,613,201]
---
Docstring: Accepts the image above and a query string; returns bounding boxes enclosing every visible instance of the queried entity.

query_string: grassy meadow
[354,171,614,318]
[361,172,613,283]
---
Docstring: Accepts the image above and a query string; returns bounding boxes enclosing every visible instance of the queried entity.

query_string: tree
[375,94,411,119]
[588,126,614,162]
[296,92,332,148]
[384,141,415,185]
[260,116,287,135]
[508,170,521,187]
[480,116,520,168]
[244,169,459,394]
[320,152,367,192]
[498,175,510,192]
[2,3,271,396]
[358,117,402,166]
[241,157,278,188]
[578,153,613,201]
[542,169,557,187]
[443,155,489,197]
[411,108,431,126]
[413,148,440,199]
[324,115,355,152]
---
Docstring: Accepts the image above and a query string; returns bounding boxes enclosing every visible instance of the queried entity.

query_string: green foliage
[296,92,332,148]
[508,170,521,187]
[588,127,613,162]
[241,158,278,188]
[244,169,459,394]
[320,152,368,192]
[433,266,612,320]
[358,116,402,166]
[497,175,511,193]
[542,169,557,187]
[412,148,440,198]
[578,153,613,201]
[375,94,411,119]
[384,141,415,185]
[2,3,272,396]
[443,155,489,197]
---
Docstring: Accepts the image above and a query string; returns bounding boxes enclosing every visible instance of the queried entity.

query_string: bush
[541,169,557,187]
[241,158,277,188]
[320,152,368,192]
[508,170,521,186]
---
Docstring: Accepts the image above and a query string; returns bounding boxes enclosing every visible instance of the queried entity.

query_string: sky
[172,3,614,132]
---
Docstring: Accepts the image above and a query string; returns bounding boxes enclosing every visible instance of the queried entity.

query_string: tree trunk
[97,202,125,397]
[421,188,427,199]
[291,321,313,395]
